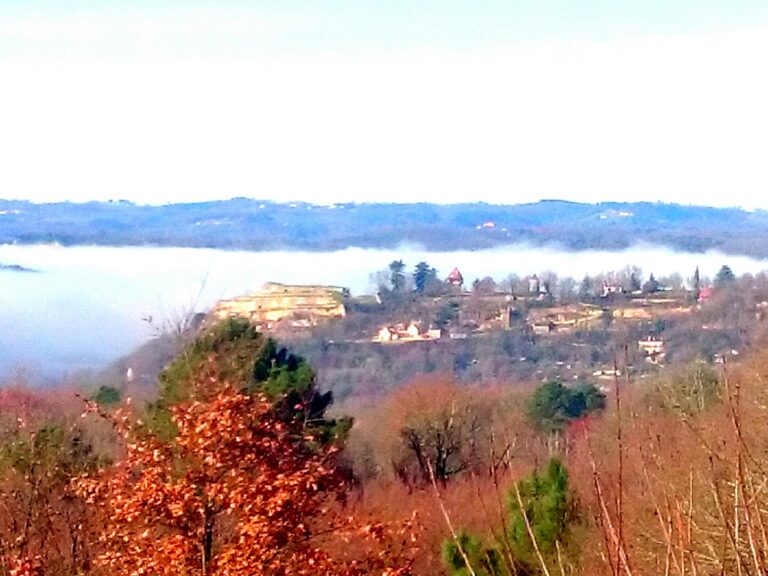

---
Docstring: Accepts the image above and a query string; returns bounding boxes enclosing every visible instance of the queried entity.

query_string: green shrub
[526,380,605,433]
[90,385,121,406]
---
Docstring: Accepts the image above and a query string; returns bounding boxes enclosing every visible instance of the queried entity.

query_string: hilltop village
[208,262,766,397]
[215,273,686,352]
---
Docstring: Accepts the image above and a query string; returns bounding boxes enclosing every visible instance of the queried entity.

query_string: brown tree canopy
[76,358,415,576]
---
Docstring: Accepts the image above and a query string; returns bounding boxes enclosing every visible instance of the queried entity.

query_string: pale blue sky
[1,2,768,207]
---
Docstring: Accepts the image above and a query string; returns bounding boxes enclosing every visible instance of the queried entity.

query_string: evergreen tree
[578,275,593,301]
[689,266,702,302]
[692,266,701,293]
[714,264,736,287]
[442,458,574,576]
[508,459,571,557]
[413,261,438,294]
[389,260,407,293]
[147,318,349,443]
[526,380,606,433]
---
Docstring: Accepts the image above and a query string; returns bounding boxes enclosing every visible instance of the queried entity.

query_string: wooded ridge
[1,198,766,255]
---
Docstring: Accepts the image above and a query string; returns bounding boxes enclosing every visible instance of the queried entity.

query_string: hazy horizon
[0,196,763,211]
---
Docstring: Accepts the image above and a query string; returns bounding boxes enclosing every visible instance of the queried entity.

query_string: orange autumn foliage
[76,380,415,575]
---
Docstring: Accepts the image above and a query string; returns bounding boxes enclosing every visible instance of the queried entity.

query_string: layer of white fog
[1,243,766,379]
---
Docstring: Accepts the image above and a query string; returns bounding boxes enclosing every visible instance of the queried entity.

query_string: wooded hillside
[2,199,768,256]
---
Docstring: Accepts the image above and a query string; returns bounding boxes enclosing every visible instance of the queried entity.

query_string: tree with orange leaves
[76,337,416,575]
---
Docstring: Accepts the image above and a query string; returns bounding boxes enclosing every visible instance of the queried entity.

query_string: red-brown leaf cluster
[76,383,415,575]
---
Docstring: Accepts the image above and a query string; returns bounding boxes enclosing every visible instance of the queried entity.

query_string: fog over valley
[1,242,766,380]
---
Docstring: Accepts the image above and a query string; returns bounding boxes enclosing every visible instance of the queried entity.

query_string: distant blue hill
[0,262,37,273]
[0,198,766,257]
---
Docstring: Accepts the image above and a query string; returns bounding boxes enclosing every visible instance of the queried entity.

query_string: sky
[1,1,768,208]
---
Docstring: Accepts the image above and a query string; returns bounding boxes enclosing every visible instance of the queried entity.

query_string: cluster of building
[375,323,443,343]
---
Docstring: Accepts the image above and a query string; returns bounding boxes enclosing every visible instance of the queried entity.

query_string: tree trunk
[202,506,215,575]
